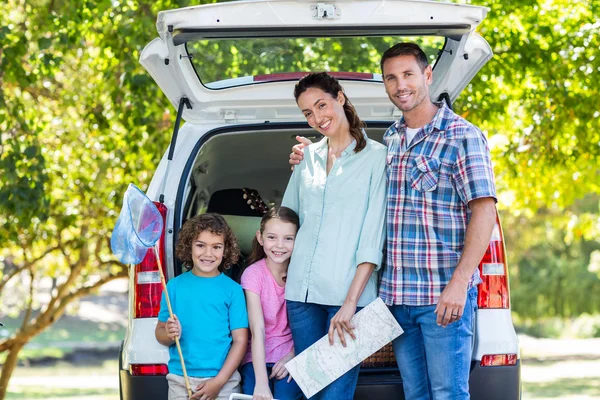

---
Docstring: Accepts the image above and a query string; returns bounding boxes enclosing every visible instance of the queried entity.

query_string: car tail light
[477,214,510,309]
[134,201,168,318]
[480,354,518,367]
[253,72,375,82]
[130,364,169,376]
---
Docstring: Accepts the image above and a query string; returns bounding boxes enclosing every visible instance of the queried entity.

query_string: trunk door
[140,0,492,124]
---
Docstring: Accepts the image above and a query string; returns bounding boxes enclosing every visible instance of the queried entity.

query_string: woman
[282,72,387,400]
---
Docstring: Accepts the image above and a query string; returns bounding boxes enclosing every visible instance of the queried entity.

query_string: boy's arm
[155,315,181,346]
[155,321,173,346]
[192,327,249,399]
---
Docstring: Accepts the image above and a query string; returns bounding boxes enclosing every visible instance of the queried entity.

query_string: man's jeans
[389,287,478,400]
[287,301,361,400]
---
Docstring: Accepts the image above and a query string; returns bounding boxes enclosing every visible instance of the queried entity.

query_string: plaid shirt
[379,102,497,306]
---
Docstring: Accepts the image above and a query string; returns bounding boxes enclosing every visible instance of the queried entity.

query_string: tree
[1,0,599,398]
[462,0,600,215]
[0,0,202,397]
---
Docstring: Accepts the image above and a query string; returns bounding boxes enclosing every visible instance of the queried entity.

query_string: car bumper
[119,362,520,400]
[469,360,521,400]
[119,370,168,400]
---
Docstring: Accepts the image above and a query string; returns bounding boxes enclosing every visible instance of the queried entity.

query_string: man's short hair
[380,43,429,74]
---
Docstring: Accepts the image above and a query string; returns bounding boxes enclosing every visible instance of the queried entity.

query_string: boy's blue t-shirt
[158,271,248,378]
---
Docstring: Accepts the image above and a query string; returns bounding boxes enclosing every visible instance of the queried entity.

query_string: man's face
[382,54,432,114]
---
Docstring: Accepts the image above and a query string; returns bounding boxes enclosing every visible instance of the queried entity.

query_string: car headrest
[207,188,268,256]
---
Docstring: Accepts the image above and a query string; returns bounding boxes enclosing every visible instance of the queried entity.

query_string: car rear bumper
[469,360,521,400]
[119,362,520,400]
[119,369,168,400]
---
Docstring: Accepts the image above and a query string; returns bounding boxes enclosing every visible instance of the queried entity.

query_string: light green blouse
[282,135,387,307]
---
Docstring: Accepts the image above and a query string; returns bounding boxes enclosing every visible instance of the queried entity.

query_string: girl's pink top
[241,258,294,365]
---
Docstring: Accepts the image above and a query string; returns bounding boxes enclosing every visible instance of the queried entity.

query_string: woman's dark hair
[246,207,300,267]
[293,72,366,153]
[175,213,240,272]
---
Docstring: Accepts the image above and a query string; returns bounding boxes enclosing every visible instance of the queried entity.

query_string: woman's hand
[165,315,181,341]
[252,381,274,400]
[270,350,295,382]
[328,301,357,347]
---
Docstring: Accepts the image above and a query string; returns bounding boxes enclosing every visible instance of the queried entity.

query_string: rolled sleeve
[453,127,497,205]
[356,148,387,271]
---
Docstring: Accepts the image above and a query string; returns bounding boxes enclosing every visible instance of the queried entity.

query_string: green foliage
[462,0,600,214]
[504,195,600,319]
[0,0,599,340]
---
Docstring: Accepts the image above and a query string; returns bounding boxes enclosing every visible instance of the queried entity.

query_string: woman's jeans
[389,287,478,400]
[239,362,303,400]
[286,301,361,400]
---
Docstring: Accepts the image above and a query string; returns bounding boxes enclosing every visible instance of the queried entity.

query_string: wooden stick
[154,246,193,399]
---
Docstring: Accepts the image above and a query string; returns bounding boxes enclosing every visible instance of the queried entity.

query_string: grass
[7,387,118,400]
[523,377,600,398]
[7,361,119,400]
[0,315,125,361]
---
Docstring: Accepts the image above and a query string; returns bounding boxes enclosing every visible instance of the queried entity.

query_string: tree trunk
[0,342,25,400]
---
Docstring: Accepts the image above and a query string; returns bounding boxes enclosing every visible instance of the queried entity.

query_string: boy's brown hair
[175,213,240,272]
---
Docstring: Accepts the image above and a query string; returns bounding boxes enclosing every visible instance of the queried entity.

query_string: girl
[282,72,387,399]
[239,207,303,400]
[155,213,249,400]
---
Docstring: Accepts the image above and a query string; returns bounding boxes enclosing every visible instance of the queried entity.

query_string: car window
[186,36,445,89]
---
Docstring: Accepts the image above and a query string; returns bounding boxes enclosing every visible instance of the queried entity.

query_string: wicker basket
[361,342,397,368]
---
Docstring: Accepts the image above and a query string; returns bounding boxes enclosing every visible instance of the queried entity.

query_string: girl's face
[297,87,347,138]
[190,231,225,277]
[257,219,297,265]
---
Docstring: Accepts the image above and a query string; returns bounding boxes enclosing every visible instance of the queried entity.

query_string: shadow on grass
[524,377,600,398]
[7,387,117,399]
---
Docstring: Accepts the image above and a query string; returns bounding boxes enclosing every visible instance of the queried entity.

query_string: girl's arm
[192,327,249,399]
[246,290,274,399]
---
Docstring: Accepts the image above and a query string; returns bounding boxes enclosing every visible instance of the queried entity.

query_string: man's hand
[434,279,468,327]
[191,377,225,400]
[165,315,181,341]
[328,301,357,347]
[289,136,311,169]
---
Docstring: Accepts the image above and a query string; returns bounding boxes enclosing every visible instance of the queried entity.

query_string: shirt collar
[314,131,363,161]
[392,101,451,135]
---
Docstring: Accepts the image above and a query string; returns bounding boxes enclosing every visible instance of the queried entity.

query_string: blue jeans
[389,287,478,400]
[239,362,303,400]
[286,301,361,400]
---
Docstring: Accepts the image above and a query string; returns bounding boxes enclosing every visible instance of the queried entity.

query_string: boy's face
[190,231,225,277]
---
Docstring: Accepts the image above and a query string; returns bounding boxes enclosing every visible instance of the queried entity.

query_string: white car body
[119,1,521,399]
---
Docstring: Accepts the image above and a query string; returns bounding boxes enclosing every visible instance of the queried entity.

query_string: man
[289,43,497,399]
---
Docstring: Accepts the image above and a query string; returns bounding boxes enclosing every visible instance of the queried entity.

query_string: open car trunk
[175,123,400,378]
[179,124,388,261]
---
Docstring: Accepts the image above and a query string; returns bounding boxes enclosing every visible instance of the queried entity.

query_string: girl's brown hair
[175,213,240,272]
[293,72,367,153]
[246,207,300,267]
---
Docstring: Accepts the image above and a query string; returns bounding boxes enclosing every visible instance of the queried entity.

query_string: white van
[118,1,521,399]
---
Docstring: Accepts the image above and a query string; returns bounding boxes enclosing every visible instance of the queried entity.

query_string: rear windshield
[186,36,445,89]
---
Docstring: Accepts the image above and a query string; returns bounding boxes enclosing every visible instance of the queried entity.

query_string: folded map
[285,297,403,398]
